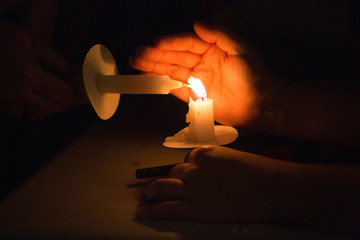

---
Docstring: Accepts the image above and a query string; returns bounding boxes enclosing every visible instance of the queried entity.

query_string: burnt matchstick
[135,164,178,179]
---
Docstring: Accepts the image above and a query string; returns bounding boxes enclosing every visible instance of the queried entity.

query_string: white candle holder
[83,44,182,120]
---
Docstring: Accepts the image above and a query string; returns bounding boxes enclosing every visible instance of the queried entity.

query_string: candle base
[83,44,120,120]
[163,125,238,148]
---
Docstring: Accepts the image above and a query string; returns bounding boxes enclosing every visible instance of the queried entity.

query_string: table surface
[0,97,355,240]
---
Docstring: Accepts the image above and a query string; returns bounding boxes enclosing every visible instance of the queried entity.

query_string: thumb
[193,21,245,56]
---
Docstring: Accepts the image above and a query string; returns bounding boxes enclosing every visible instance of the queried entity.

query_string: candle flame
[188,76,207,99]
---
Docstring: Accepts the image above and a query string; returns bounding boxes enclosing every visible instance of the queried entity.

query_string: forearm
[276,162,360,235]
[257,77,360,146]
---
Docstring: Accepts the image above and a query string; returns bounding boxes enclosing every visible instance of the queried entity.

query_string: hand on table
[130,21,271,127]
[136,145,285,223]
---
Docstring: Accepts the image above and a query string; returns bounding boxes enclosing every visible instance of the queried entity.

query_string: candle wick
[201,97,204,101]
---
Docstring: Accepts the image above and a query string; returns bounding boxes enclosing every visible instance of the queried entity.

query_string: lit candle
[164,76,238,148]
[186,77,215,143]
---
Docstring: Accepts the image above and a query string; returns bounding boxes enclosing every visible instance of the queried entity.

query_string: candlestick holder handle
[83,44,183,120]
[83,44,120,120]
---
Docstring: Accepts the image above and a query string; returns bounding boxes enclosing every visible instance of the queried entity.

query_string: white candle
[186,77,215,143]
[96,75,183,94]
[164,76,238,148]
[186,97,215,142]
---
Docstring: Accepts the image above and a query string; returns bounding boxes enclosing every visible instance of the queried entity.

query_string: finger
[30,66,75,105]
[135,46,202,68]
[169,163,190,179]
[63,69,89,104]
[136,200,195,220]
[184,146,214,165]
[193,21,245,56]
[154,32,210,55]
[34,44,73,77]
[144,178,186,199]
[184,147,204,163]
[169,86,192,103]
[129,56,192,82]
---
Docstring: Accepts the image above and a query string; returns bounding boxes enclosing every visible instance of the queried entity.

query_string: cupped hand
[130,21,271,127]
[136,145,288,223]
